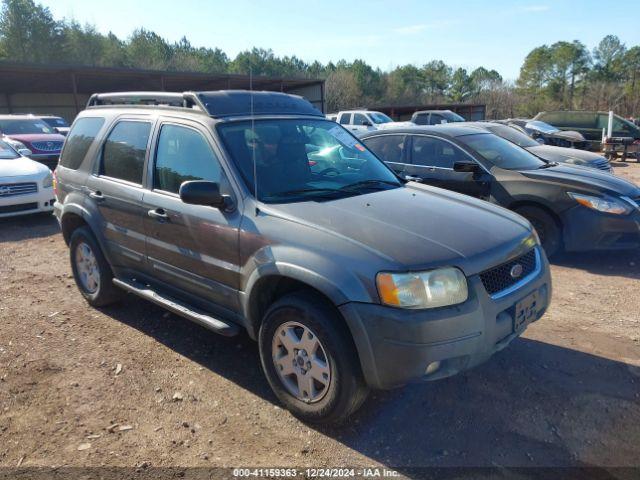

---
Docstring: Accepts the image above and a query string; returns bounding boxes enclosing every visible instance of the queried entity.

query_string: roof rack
[85,90,324,119]
[86,91,206,111]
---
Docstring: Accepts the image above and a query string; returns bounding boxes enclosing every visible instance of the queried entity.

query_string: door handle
[89,190,104,201]
[404,175,423,182]
[148,208,169,222]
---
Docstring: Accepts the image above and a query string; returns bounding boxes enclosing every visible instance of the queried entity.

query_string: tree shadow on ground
[102,296,640,473]
[0,213,59,243]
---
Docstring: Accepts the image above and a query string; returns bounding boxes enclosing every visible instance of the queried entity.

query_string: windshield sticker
[354,143,366,152]
[328,125,358,147]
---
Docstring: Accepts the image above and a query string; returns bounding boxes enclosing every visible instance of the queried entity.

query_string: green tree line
[1,0,639,118]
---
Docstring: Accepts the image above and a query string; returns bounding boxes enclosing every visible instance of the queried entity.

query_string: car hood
[527,145,606,164]
[262,184,535,274]
[520,164,640,197]
[0,156,49,178]
[7,133,66,144]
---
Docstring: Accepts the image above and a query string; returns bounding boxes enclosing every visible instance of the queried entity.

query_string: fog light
[425,361,441,375]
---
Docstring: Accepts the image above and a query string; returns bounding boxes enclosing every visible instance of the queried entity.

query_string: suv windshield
[486,124,539,148]
[0,140,19,159]
[459,133,546,170]
[0,119,55,135]
[218,119,401,203]
[369,112,393,124]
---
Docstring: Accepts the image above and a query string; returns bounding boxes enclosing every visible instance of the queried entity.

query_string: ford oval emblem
[510,264,524,279]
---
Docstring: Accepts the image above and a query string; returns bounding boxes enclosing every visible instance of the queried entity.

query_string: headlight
[7,139,28,151]
[42,172,53,189]
[376,267,468,309]
[568,192,634,215]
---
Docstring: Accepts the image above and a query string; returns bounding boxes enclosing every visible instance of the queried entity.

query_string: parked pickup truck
[329,110,411,136]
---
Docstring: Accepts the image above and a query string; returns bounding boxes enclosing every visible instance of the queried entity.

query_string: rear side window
[154,124,225,194]
[411,136,467,168]
[364,135,406,163]
[59,117,105,170]
[339,113,351,125]
[101,121,152,184]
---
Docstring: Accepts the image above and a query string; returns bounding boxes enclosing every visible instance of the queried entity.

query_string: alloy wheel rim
[271,321,331,403]
[75,242,100,294]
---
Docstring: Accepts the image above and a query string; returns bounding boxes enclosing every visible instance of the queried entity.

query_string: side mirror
[18,148,33,157]
[179,181,232,210]
[362,120,373,126]
[453,161,482,173]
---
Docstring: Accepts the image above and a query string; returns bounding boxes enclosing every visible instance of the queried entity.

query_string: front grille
[0,202,38,214]
[30,141,63,152]
[0,182,37,197]
[480,248,538,296]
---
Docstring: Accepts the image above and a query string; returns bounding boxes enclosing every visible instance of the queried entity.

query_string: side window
[363,135,406,164]
[339,113,352,125]
[154,124,226,194]
[413,113,428,125]
[353,113,369,126]
[60,117,105,170]
[101,121,151,184]
[412,136,467,169]
[430,114,445,125]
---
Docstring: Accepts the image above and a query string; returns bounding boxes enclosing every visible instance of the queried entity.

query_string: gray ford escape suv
[54,91,551,424]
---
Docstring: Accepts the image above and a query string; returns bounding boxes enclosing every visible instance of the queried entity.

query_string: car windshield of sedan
[487,124,540,148]
[42,117,69,128]
[218,119,402,203]
[0,140,20,159]
[459,133,547,170]
[444,111,465,122]
[369,112,393,124]
[0,119,55,135]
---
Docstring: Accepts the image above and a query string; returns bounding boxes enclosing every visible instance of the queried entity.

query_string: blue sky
[39,0,640,80]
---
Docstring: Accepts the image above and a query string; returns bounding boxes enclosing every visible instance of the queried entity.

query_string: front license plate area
[514,290,539,331]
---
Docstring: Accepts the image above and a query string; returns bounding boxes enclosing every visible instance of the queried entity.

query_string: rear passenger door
[85,118,153,270]
[362,134,408,176]
[142,120,242,313]
[408,135,490,198]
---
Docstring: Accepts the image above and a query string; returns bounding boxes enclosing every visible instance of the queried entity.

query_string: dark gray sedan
[470,122,612,172]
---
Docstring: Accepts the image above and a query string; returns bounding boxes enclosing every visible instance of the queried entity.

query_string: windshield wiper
[538,162,559,169]
[339,179,400,191]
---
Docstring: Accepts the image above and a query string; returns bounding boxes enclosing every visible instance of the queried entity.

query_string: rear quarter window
[59,117,105,170]
[100,121,152,184]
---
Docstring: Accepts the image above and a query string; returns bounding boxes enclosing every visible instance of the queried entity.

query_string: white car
[0,139,55,218]
[329,110,413,136]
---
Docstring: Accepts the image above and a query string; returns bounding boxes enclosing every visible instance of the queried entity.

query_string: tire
[258,291,369,425]
[69,226,121,307]
[515,205,561,257]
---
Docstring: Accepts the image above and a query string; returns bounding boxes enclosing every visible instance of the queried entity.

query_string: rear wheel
[515,206,561,257]
[258,291,369,424]
[69,227,121,307]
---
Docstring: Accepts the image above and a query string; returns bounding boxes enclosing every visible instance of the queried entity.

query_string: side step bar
[113,278,240,337]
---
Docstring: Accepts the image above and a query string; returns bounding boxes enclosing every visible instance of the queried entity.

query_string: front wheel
[515,206,561,257]
[258,292,369,424]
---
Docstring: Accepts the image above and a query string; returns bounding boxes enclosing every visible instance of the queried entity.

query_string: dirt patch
[0,165,639,471]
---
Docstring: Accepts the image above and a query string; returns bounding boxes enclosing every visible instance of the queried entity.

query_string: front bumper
[0,185,55,218]
[339,249,552,390]
[561,205,640,251]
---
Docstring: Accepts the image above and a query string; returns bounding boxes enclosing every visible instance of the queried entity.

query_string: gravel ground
[0,160,639,474]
